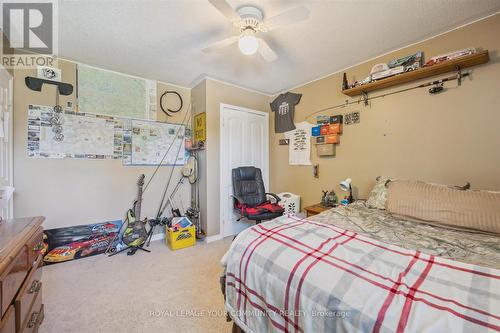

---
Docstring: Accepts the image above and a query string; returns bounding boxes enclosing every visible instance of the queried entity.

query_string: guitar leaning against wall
[109,174,150,256]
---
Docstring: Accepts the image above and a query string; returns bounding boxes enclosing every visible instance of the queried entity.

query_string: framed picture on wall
[194,112,206,145]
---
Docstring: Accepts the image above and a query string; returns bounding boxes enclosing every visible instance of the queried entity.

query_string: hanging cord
[306,72,469,119]
[187,154,198,184]
[160,90,183,117]
[142,103,191,193]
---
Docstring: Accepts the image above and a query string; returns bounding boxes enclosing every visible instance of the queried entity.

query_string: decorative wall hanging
[160,90,183,117]
[25,76,73,95]
[194,112,206,145]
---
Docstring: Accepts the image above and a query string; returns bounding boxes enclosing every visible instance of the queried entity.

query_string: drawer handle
[27,311,39,328]
[29,280,41,293]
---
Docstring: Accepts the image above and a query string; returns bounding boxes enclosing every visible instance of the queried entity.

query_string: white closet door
[220,104,269,237]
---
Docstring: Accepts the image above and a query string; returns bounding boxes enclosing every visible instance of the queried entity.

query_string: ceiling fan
[203,0,310,62]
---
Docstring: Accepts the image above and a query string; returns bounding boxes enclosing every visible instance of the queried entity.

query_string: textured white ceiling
[58,0,500,94]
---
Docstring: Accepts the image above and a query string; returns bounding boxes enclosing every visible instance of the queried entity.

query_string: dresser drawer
[0,306,15,333]
[0,247,29,318]
[26,229,44,266]
[15,256,42,332]
[19,289,42,333]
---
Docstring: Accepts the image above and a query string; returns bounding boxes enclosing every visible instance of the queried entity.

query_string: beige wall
[193,79,270,237]
[13,14,500,234]
[13,59,191,230]
[190,80,207,234]
[270,14,500,210]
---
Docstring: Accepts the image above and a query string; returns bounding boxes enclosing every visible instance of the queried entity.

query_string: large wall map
[27,105,186,165]
[27,105,127,159]
[77,64,157,120]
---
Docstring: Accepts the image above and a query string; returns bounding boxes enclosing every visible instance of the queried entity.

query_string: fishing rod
[153,106,192,220]
[306,71,470,119]
[142,105,191,193]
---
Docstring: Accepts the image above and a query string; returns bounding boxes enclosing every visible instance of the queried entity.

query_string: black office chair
[232,167,284,224]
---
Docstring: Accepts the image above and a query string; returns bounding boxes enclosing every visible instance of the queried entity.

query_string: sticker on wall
[42,220,124,265]
[37,66,62,82]
[279,139,290,145]
[344,111,360,125]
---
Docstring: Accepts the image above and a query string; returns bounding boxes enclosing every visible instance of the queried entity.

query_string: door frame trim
[219,103,269,238]
[0,64,13,219]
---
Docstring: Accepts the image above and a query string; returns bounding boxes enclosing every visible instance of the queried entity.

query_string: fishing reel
[148,217,171,227]
[429,83,445,94]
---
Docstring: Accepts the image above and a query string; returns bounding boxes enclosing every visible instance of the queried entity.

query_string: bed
[220,199,500,333]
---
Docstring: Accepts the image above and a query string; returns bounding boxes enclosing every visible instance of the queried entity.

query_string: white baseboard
[205,234,223,243]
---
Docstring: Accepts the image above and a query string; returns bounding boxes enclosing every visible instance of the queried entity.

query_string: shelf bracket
[455,65,462,86]
[362,91,369,106]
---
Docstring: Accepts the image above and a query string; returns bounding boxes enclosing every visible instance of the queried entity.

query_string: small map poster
[27,104,126,159]
[127,120,186,166]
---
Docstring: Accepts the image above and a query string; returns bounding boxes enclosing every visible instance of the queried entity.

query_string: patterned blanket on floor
[222,210,500,333]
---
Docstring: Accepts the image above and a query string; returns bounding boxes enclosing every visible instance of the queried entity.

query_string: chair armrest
[265,193,281,203]
[231,195,245,205]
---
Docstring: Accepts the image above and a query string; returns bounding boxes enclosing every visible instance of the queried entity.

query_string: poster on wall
[125,119,186,166]
[42,220,124,265]
[27,104,187,164]
[77,64,157,121]
[27,104,127,159]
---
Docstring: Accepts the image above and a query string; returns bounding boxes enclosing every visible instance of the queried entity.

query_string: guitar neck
[135,186,143,221]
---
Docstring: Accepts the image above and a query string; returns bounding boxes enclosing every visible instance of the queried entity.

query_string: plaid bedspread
[223,215,500,333]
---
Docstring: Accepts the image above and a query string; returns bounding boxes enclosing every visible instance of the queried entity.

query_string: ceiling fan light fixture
[238,30,259,56]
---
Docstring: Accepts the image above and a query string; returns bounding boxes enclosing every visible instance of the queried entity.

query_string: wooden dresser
[0,217,44,333]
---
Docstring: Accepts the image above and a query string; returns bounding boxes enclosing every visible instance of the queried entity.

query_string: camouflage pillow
[366,176,394,209]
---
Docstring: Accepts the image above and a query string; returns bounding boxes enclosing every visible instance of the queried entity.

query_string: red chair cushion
[236,201,284,218]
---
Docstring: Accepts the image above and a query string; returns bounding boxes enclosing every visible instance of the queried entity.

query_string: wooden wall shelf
[342,50,490,97]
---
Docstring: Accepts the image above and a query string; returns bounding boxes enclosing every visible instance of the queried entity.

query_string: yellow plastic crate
[166,225,196,250]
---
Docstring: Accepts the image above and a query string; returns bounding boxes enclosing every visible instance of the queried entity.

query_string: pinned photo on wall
[345,111,360,125]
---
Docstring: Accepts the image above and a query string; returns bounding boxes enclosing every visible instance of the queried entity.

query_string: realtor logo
[1,0,57,68]
[2,1,53,54]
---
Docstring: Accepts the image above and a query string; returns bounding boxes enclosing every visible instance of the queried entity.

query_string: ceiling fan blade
[208,0,241,22]
[202,35,239,53]
[264,6,310,31]
[258,39,277,62]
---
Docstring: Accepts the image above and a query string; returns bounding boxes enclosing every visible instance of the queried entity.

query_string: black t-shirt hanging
[270,92,302,133]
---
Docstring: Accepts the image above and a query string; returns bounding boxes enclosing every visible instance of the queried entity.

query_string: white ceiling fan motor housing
[236,6,264,32]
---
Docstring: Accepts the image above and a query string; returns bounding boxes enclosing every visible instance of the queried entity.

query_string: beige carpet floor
[40,237,234,333]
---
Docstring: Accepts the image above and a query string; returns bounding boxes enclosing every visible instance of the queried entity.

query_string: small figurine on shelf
[342,73,349,90]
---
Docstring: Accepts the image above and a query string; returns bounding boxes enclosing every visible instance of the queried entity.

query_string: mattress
[221,202,500,332]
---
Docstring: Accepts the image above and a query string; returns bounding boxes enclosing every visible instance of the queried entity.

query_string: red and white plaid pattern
[224,215,500,333]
